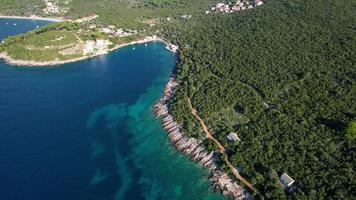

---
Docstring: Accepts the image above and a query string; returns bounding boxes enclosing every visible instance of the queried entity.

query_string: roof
[280,173,295,188]
[227,132,241,141]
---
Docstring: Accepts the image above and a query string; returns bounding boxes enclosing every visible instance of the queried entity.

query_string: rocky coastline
[154,77,253,200]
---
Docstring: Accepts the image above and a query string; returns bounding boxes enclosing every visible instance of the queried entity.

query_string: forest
[0,0,354,199]
[161,0,355,199]
[0,0,44,16]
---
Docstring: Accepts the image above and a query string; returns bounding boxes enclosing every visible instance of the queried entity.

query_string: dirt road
[187,97,258,193]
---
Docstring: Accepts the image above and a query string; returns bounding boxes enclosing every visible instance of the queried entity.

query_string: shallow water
[0,19,225,200]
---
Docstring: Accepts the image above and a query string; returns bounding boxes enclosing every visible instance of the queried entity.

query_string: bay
[0,19,225,200]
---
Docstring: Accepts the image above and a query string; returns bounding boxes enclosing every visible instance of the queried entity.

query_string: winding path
[187,97,258,193]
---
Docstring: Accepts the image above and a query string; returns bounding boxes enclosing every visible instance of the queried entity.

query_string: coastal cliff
[154,77,253,200]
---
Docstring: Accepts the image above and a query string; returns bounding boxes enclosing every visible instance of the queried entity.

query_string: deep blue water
[0,19,225,200]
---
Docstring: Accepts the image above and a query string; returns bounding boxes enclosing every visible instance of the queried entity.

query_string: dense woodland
[162,0,355,199]
[0,0,355,199]
[0,0,44,16]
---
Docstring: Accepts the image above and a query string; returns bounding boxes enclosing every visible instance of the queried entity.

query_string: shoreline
[0,15,249,198]
[0,15,63,22]
[154,78,253,200]
[0,16,172,67]
[0,38,170,67]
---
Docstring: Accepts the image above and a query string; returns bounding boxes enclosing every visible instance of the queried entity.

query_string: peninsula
[0,19,175,66]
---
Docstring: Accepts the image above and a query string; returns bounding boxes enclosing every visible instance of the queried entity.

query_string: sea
[0,18,225,200]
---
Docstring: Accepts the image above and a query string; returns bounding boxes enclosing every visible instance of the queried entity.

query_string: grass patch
[4,30,83,61]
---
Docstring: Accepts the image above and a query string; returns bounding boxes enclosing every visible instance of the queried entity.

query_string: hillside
[163,0,355,199]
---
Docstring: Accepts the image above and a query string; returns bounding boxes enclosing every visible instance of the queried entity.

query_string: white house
[256,0,264,6]
[280,173,295,188]
[83,40,96,55]
[227,132,241,141]
[100,27,113,34]
[83,39,112,56]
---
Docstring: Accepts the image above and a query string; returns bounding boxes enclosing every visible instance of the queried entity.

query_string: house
[232,6,241,11]
[216,3,225,9]
[83,40,96,55]
[43,2,59,14]
[100,27,113,34]
[83,39,112,56]
[280,173,295,188]
[256,0,264,6]
[165,44,179,53]
[108,25,116,29]
[89,24,97,29]
[227,132,241,141]
[211,0,265,14]
[181,15,192,19]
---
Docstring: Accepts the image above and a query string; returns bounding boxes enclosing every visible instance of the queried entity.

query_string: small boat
[6,22,9,25]
[132,47,136,50]
[145,44,148,47]
[13,23,17,26]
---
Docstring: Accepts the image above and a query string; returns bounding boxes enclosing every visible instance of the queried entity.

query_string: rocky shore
[154,77,253,200]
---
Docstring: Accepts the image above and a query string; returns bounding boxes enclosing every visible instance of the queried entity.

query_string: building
[83,39,112,56]
[211,0,265,14]
[43,1,60,14]
[227,132,241,141]
[181,15,192,19]
[83,40,96,55]
[280,173,295,188]
[89,24,97,29]
[100,27,113,34]
[256,0,264,6]
[165,44,179,53]
[232,6,241,11]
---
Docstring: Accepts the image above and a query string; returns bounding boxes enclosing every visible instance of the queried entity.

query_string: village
[209,0,265,13]
[43,0,71,15]
[76,15,179,55]
[1,8,179,64]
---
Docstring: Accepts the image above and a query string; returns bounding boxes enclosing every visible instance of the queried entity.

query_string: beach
[0,15,62,22]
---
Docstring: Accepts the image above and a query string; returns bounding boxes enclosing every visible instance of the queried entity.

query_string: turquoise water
[0,19,225,200]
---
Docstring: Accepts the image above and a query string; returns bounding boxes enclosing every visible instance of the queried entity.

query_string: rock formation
[154,77,253,200]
